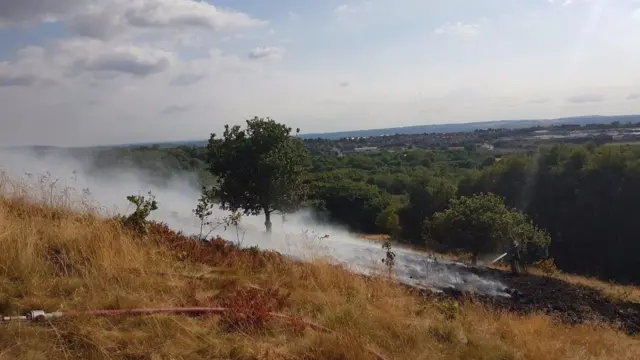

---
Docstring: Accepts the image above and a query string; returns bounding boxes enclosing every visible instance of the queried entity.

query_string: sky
[2,0,640,146]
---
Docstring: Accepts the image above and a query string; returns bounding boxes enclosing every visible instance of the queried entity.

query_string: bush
[121,191,158,237]
[535,258,559,276]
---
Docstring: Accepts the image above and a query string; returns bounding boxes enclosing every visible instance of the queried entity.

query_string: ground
[0,178,639,359]
[429,267,640,335]
[367,234,640,334]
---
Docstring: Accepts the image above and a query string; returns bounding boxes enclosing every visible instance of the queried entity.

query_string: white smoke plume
[0,147,510,297]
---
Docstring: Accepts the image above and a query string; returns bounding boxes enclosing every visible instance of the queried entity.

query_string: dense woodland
[72,121,640,285]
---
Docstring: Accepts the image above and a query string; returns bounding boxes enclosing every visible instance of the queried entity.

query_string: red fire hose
[2,308,388,360]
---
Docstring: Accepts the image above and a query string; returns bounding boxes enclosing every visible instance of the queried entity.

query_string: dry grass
[0,175,638,359]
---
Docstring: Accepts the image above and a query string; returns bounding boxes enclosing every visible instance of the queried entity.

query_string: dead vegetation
[0,175,638,359]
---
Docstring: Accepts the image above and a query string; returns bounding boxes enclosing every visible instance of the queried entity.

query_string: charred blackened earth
[420,267,640,335]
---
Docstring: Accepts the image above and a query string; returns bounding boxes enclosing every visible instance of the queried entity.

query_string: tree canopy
[205,117,310,232]
[427,193,551,264]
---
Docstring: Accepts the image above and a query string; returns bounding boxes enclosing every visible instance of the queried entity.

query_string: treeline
[307,143,640,283]
[66,145,215,187]
[77,120,640,284]
[460,144,640,283]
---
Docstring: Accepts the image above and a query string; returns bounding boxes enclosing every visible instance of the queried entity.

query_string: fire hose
[1,308,389,360]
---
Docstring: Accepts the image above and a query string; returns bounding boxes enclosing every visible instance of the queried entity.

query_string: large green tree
[205,117,310,232]
[427,193,551,264]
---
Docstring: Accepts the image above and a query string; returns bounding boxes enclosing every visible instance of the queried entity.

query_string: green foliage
[122,191,159,237]
[205,117,311,232]
[193,187,215,240]
[527,144,640,281]
[428,193,551,263]
[381,241,396,277]
[311,179,390,233]
[83,130,640,284]
[192,187,244,242]
[480,156,497,168]
[458,155,537,209]
[375,196,407,240]
[398,177,457,244]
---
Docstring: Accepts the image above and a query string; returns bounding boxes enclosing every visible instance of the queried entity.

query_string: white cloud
[334,4,351,15]
[0,38,176,83]
[0,0,88,26]
[626,92,640,100]
[0,0,265,40]
[0,47,57,86]
[433,21,481,37]
[70,0,266,40]
[71,45,173,78]
[0,47,268,146]
[0,1,277,146]
[161,104,192,115]
[0,0,268,85]
[528,97,552,104]
[548,0,570,5]
[248,46,284,60]
[333,1,373,22]
[288,11,300,21]
[548,0,582,6]
[0,72,39,87]
[2,0,640,146]
[566,94,605,103]
[169,73,206,86]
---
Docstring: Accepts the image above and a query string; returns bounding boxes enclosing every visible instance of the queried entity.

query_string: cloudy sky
[2,0,640,146]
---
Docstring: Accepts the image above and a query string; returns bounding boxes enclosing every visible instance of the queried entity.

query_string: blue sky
[1,0,640,146]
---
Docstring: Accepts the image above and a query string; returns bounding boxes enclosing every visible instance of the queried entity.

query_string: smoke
[0,147,510,297]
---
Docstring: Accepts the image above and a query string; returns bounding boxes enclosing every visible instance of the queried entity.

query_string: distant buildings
[353,147,381,154]
[326,146,382,156]
[306,121,640,158]
[330,147,345,157]
[479,143,495,151]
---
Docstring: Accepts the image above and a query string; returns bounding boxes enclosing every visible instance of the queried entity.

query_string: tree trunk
[472,253,478,266]
[264,210,272,233]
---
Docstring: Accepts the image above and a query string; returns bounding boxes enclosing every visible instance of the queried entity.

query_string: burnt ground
[417,267,640,335]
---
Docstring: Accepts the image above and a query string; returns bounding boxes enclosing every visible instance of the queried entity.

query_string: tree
[427,193,551,265]
[375,196,407,240]
[311,179,390,233]
[205,117,310,232]
[398,177,456,244]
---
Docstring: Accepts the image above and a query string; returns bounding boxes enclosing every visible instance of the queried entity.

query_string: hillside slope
[0,183,638,359]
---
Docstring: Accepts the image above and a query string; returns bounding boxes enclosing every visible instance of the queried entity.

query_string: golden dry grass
[0,175,638,359]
